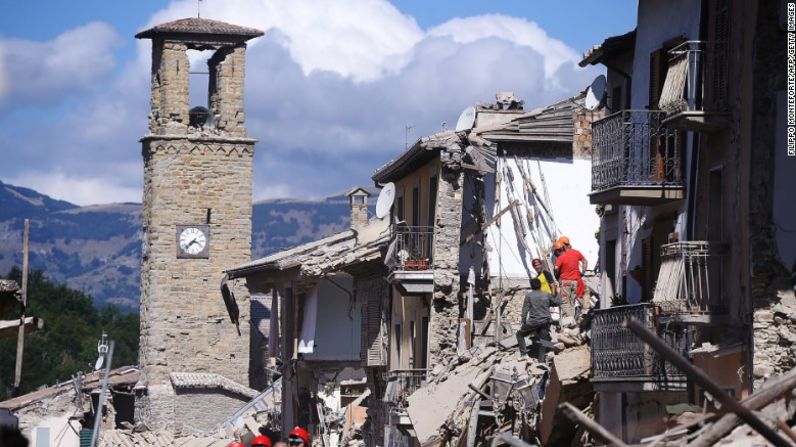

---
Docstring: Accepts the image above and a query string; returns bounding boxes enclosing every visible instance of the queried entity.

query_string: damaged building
[222,90,602,445]
[582,0,796,444]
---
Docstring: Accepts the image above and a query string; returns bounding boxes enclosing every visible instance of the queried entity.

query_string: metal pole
[13,219,30,393]
[91,340,114,447]
[624,319,791,447]
[559,402,629,447]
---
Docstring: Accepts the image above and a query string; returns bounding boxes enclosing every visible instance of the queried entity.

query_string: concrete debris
[406,329,593,446]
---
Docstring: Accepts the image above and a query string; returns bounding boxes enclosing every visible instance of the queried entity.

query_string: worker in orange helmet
[553,237,588,324]
[252,434,273,447]
[287,427,311,446]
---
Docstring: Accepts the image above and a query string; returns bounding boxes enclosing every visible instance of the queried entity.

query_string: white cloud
[0,0,600,205]
[146,0,424,81]
[6,170,141,206]
[427,15,580,78]
[0,22,120,107]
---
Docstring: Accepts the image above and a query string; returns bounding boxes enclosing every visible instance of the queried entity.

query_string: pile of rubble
[404,322,593,446]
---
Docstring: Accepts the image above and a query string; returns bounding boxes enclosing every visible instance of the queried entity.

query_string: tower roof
[135,17,264,40]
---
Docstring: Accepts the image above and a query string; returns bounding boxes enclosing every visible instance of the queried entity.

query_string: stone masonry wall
[208,45,247,137]
[428,163,464,376]
[139,138,254,429]
[172,390,249,435]
[748,0,794,388]
[572,109,602,160]
[150,40,190,133]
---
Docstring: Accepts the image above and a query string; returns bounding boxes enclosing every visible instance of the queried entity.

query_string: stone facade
[136,19,260,433]
[428,163,464,374]
[172,390,251,434]
[748,0,794,387]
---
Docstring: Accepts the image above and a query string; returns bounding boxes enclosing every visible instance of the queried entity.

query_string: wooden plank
[13,219,29,391]
[559,402,629,447]
[0,317,43,338]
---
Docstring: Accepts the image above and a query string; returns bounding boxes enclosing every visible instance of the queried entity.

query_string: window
[611,86,623,113]
[412,186,420,226]
[394,323,402,367]
[428,176,438,226]
[396,196,405,222]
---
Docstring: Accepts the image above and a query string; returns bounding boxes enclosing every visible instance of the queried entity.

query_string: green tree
[0,268,139,400]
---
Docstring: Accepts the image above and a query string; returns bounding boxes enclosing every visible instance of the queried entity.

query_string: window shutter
[710,0,730,110]
[359,275,388,366]
[649,49,663,110]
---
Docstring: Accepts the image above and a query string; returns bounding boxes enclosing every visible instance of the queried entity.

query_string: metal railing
[390,226,433,271]
[384,369,427,409]
[663,41,728,116]
[591,304,688,382]
[591,110,683,193]
[653,241,727,314]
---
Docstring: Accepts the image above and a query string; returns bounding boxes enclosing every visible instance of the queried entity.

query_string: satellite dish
[455,106,476,131]
[94,356,104,371]
[585,75,607,111]
[375,183,396,219]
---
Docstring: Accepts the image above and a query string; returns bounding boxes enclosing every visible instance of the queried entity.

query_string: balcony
[660,41,730,132]
[384,369,427,428]
[387,225,434,294]
[591,303,688,390]
[652,241,728,324]
[590,110,684,205]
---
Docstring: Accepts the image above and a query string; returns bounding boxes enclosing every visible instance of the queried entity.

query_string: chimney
[346,187,371,230]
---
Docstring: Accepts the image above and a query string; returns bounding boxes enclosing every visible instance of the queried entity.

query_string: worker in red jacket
[553,236,588,322]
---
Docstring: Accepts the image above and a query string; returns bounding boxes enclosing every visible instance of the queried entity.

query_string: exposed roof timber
[579,30,636,67]
[371,131,463,184]
[476,92,586,143]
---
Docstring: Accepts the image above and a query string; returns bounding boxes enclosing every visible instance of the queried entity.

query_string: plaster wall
[483,157,598,280]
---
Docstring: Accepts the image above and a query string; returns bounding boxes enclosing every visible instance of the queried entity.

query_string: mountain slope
[0,180,364,308]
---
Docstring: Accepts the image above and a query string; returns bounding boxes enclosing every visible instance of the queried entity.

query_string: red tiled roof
[136,17,264,39]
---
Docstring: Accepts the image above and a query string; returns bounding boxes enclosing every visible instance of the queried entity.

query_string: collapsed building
[223,91,602,445]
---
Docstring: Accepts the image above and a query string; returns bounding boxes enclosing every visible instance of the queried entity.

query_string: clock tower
[135,18,262,432]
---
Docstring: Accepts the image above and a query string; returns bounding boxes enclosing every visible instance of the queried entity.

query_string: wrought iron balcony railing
[591,110,683,194]
[384,369,427,410]
[389,226,433,272]
[591,303,688,383]
[661,41,728,120]
[652,241,727,315]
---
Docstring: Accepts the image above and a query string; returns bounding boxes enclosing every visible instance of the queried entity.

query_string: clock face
[176,225,210,258]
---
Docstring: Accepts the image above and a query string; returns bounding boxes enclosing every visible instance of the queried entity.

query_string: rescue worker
[287,427,311,446]
[226,443,245,447]
[557,235,588,312]
[553,239,588,321]
[531,258,557,297]
[516,278,563,361]
[252,434,273,447]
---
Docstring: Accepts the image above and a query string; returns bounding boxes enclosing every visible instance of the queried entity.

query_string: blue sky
[0,1,637,205]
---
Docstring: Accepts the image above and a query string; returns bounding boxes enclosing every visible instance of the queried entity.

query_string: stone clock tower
[135,18,262,432]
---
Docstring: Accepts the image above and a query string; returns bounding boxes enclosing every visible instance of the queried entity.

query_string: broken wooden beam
[0,316,44,338]
[689,366,796,446]
[558,402,628,447]
[625,319,791,447]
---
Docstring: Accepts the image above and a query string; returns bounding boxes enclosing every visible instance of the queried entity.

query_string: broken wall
[748,0,796,387]
[429,163,464,375]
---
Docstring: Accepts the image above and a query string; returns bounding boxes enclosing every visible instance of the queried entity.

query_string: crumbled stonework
[429,158,465,376]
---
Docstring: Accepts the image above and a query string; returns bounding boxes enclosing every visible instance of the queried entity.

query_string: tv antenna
[197,0,203,18]
[95,332,109,371]
[404,124,415,149]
